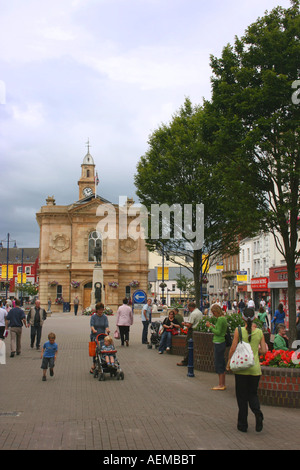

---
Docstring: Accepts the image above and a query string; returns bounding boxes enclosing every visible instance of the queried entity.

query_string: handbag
[230,326,255,372]
[114,329,120,340]
[89,341,96,357]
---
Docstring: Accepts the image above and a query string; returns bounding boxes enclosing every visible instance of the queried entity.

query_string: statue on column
[94,239,102,266]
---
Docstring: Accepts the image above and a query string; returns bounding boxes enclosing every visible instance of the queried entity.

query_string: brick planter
[258,367,300,408]
[171,335,187,356]
[171,331,300,408]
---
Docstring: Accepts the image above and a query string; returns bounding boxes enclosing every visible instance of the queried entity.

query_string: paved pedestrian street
[0,312,299,452]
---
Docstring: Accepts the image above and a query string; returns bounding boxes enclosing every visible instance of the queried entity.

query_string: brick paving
[0,311,300,451]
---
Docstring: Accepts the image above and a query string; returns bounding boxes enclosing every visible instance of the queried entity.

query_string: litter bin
[63,302,70,312]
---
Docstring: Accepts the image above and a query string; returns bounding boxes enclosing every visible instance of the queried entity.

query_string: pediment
[69,195,115,215]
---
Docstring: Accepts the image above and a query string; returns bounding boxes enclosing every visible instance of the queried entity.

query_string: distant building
[0,247,39,298]
[36,146,149,313]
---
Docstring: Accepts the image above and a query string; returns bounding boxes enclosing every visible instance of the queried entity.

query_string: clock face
[83,187,93,197]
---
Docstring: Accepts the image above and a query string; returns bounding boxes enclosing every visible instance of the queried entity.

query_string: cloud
[0,0,293,248]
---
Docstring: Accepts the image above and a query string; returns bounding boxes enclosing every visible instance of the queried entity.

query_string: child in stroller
[101,335,116,367]
[147,321,162,349]
[93,333,124,381]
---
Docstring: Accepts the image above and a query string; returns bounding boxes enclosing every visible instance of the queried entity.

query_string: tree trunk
[287,256,297,345]
[193,249,202,309]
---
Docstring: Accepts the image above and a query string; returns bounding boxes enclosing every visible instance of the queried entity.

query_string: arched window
[88,231,102,262]
[87,169,90,177]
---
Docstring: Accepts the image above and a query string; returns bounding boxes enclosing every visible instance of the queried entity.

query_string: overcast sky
[0,0,292,248]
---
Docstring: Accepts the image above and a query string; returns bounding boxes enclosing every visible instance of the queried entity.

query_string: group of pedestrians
[148,298,268,433]
[1,298,47,356]
[3,294,289,434]
[1,298,58,381]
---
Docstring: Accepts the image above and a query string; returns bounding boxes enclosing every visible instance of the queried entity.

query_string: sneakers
[42,376,46,381]
[50,368,54,377]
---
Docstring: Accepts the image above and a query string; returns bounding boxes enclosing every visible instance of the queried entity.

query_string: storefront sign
[251,277,269,291]
[237,271,247,282]
[269,266,300,282]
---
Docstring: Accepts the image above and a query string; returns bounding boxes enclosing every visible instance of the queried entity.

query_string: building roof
[82,152,95,166]
[0,248,39,265]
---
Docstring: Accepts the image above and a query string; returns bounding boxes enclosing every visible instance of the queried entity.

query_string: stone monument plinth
[90,264,105,308]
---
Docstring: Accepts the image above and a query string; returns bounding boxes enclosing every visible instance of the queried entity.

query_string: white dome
[83,152,94,165]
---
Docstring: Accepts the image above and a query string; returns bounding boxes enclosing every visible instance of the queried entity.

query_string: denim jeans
[142,321,149,343]
[159,330,173,352]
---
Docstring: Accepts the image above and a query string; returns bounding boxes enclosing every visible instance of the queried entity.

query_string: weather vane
[86,138,91,154]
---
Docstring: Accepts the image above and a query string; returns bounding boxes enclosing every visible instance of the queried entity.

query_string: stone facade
[36,149,149,313]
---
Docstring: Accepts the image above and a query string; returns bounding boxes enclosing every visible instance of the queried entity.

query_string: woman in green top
[227,308,268,433]
[206,304,228,391]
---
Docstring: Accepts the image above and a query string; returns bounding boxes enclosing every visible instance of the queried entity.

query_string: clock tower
[78,142,96,200]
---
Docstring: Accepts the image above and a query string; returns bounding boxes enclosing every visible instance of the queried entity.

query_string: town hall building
[36,147,149,313]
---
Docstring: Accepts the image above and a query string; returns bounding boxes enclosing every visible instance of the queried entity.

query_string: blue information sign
[132,290,147,304]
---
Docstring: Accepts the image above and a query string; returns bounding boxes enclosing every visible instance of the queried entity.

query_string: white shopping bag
[0,339,6,364]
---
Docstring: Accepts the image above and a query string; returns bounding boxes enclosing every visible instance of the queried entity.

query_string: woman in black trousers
[227,308,268,433]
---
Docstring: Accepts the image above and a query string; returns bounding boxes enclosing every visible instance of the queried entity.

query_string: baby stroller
[147,321,162,349]
[93,333,124,381]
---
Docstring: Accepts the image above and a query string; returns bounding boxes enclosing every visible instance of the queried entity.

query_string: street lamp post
[0,233,17,299]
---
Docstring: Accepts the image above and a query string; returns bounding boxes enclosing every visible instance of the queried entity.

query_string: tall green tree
[134,98,257,307]
[208,0,300,341]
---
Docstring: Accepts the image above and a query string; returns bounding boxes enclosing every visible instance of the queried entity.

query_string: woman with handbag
[158,310,180,354]
[89,302,110,374]
[116,298,133,346]
[227,308,268,433]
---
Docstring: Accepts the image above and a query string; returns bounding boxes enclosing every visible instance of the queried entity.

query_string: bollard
[187,337,195,377]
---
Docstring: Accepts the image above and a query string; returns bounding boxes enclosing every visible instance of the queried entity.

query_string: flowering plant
[130,280,140,287]
[180,327,188,335]
[108,281,119,288]
[55,297,64,304]
[83,306,94,316]
[260,349,300,368]
[195,313,264,334]
[71,280,80,288]
[49,281,59,287]
[104,307,113,315]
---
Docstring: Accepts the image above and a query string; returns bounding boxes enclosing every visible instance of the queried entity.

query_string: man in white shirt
[177,302,203,366]
[248,298,255,308]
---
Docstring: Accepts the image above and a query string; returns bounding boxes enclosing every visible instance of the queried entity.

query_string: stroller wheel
[117,371,124,380]
[98,373,105,381]
[147,344,152,349]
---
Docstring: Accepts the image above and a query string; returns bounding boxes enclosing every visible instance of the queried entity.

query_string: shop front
[268,265,300,329]
[251,277,270,309]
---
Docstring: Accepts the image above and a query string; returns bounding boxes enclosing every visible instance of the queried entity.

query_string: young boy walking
[41,332,58,381]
